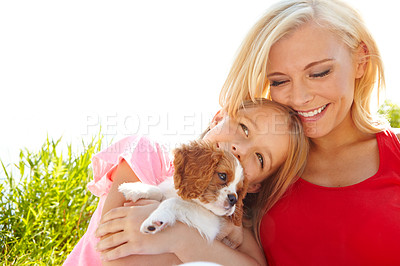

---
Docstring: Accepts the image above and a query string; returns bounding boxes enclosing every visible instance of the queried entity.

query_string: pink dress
[63,135,174,265]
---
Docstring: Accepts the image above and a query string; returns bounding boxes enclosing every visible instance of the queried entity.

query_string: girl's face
[267,22,366,138]
[203,106,290,192]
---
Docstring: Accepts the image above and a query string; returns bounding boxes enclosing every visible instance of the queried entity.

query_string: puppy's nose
[227,194,237,206]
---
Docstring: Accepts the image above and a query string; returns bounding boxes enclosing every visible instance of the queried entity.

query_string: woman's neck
[303,111,379,187]
[309,112,369,153]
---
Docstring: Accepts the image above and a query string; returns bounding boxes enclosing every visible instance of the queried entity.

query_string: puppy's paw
[118,182,164,202]
[118,182,143,202]
[221,236,241,249]
[140,209,176,234]
[140,219,168,234]
[220,224,243,249]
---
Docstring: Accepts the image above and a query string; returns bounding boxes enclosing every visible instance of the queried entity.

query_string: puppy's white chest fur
[119,179,222,242]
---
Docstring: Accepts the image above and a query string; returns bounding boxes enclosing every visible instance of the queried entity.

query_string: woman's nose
[291,81,313,107]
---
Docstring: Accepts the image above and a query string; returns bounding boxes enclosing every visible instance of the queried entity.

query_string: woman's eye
[270,80,288,87]
[240,123,249,136]
[256,153,264,169]
[218,173,227,181]
[310,69,331,78]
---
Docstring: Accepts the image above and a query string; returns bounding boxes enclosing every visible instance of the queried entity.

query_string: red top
[260,130,400,266]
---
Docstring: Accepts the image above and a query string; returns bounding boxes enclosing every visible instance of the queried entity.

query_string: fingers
[123,199,158,207]
[100,242,136,262]
[123,200,136,207]
[97,203,160,237]
[96,202,165,260]
[96,217,126,238]
[132,199,160,206]
[100,206,130,224]
[96,231,129,252]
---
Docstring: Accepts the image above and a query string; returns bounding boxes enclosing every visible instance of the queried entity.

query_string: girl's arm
[97,203,267,266]
[100,159,182,266]
[101,159,140,217]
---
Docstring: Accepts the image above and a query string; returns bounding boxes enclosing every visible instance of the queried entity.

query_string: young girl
[64,99,308,265]
[219,0,400,265]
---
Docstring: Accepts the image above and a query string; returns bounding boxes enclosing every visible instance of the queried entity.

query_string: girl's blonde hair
[241,99,308,245]
[220,0,385,133]
[204,99,309,244]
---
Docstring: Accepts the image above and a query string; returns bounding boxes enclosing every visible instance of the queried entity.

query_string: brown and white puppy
[119,140,248,247]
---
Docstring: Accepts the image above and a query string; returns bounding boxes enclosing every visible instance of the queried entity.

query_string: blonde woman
[219,0,400,264]
[67,99,308,266]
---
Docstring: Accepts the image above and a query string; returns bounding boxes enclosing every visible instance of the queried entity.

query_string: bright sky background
[1,0,399,165]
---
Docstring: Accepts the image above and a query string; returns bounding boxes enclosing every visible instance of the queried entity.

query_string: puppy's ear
[173,141,222,200]
[231,177,249,226]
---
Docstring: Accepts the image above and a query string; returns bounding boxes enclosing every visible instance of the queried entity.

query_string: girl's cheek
[243,165,255,183]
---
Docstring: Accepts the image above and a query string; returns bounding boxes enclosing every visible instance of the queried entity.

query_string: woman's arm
[97,204,267,266]
[100,159,182,266]
[173,224,267,266]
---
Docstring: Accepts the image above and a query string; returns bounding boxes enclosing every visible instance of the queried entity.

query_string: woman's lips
[297,104,329,122]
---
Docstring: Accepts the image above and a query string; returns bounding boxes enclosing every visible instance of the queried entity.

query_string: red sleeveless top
[260,130,400,266]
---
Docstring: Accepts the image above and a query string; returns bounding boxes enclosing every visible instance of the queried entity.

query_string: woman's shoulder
[382,128,400,141]
[391,128,400,141]
[376,129,400,161]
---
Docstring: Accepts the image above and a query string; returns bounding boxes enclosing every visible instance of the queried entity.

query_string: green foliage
[378,100,400,128]
[0,136,102,265]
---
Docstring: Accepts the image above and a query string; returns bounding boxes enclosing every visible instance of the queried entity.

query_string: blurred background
[1,0,399,163]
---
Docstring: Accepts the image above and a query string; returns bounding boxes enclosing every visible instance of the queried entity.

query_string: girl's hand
[95,199,266,265]
[95,199,184,261]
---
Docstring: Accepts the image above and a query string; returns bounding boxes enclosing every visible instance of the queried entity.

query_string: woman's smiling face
[267,22,366,138]
[203,106,290,190]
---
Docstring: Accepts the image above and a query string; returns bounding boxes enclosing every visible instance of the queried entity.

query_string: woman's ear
[355,42,369,79]
[209,109,226,129]
[247,183,261,193]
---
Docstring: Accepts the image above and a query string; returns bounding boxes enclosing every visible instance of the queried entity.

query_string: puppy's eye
[218,173,227,181]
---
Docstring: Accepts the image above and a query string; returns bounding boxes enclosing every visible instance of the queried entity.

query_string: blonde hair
[204,99,309,244]
[219,0,385,133]
[240,99,308,245]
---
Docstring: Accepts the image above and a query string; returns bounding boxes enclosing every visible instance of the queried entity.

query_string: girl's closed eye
[309,69,331,78]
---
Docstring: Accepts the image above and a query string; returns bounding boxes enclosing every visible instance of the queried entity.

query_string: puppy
[118,140,248,248]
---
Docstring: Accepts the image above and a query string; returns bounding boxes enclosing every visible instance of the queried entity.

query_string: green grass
[0,136,102,265]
